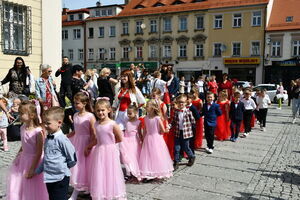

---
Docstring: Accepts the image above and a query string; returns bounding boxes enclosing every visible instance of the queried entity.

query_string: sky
[63,0,125,9]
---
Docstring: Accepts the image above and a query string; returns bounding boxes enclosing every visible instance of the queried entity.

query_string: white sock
[69,189,79,200]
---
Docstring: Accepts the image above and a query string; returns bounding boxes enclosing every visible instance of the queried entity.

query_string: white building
[62,8,89,66]
[0,0,61,90]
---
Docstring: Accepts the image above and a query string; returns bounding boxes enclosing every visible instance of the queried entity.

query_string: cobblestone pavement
[0,104,299,200]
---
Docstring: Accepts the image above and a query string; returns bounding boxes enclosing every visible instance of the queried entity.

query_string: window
[101,10,107,16]
[214,15,223,29]
[271,41,281,57]
[292,41,300,56]
[149,45,158,58]
[68,49,74,60]
[62,30,68,40]
[98,48,105,60]
[110,26,116,37]
[252,11,261,26]
[163,18,172,32]
[163,45,172,57]
[123,47,129,59]
[95,10,100,17]
[110,48,116,60]
[214,43,222,57]
[108,9,113,16]
[195,44,204,57]
[179,45,187,57]
[136,46,143,58]
[99,27,104,37]
[233,13,242,27]
[73,29,81,39]
[88,48,94,60]
[150,20,157,33]
[179,16,187,31]
[136,21,143,34]
[2,2,31,55]
[286,16,293,22]
[88,28,94,38]
[251,41,260,56]
[232,42,241,56]
[78,49,84,60]
[122,22,129,35]
[70,14,74,21]
[78,13,83,20]
[196,15,204,30]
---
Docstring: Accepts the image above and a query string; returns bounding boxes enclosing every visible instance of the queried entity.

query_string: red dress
[208,81,218,94]
[215,100,231,141]
[192,99,204,149]
[160,102,174,159]
[218,80,233,99]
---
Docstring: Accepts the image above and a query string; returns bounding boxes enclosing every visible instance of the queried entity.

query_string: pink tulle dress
[139,116,173,179]
[90,120,126,200]
[70,112,94,191]
[119,119,141,179]
[6,126,49,200]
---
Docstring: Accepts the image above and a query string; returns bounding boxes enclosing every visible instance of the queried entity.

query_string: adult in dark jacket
[55,56,73,107]
[0,57,31,97]
[97,68,118,105]
[167,71,179,99]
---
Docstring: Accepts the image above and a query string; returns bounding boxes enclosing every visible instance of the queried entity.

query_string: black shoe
[173,162,179,171]
[187,157,195,166]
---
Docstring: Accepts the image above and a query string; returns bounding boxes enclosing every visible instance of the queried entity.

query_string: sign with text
[224,58,260,65]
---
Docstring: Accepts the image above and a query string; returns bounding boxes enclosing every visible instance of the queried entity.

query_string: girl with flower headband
[88,97,126,199]
[6,100,49,200]
[67,91,96,200]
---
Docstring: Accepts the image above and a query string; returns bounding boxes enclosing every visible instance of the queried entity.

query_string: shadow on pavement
[232,192,285,200]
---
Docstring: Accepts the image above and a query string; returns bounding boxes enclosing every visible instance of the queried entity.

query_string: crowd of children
[1,77,273,200]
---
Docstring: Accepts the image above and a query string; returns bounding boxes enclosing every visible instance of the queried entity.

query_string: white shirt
[178,108,186,130]
[241,98,256,110]
[256,95,271,109]
[151,78,166,94]
[196,80,204,93]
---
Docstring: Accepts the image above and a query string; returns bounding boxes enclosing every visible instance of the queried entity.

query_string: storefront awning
[272,57,300,66]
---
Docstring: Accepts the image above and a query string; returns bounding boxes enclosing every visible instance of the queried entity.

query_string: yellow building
[117,0,268,84]
[0,0,61,92]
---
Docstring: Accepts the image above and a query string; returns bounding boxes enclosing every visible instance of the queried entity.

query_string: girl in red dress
[215,91,231,141]
[218,73,233,100]
[191,89,204,149]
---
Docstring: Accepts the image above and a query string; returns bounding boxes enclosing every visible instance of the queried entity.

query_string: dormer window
[78,13,83,20]
[108,9,113,15]
[172,0,184,5]
[95,10,100,17]
[135,5,145,9]
[286,16,293,22]
[101,9,107,16]
[69,14,74,21]
[153,3,165,7]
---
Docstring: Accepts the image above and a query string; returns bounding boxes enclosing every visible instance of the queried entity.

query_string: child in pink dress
[88,98,126,200]
[68,92,96,200]
[119,104,142,181]
[139,99,173,181]
[6,100,48,200]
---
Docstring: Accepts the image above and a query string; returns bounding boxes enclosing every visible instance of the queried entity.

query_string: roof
[117,0,269,17]
[87,4,125,9]
[267,0,300,31]
[62,15,85,27]
[65,8,90,14]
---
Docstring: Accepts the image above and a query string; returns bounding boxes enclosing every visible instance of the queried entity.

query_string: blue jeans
[174,130,195,163]
[292,98,300,118]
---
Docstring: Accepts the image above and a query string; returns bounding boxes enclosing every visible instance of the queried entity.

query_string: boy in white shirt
[241,90,256,137]
[256,89,271,131]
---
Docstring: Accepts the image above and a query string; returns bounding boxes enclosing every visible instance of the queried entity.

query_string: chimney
[62,8,69,15]
[96,1,102,7]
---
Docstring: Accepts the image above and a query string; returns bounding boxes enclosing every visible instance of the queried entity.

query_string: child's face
[245,93,251,99]
[206,94,214,103]
[187,98,192,105]
[127,109,137,120]
[151,93,160,100]
[74,100,86,112]
[43,116,62,134]
[20,112,30,123]
[234,96,240,102]
[13,99,21,106]
[177,97,187,109]
[95,104,110,120]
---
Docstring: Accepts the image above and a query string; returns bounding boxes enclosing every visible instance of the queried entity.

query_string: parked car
[252,84,288,103]
[235,81,253,88]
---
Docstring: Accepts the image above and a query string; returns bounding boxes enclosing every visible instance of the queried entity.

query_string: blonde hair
[85,69,94,77]
[146,99,161,116]
[94,99,111,111]
[19,101,41,127]
[99,68,111,77]
[43,106,64,121]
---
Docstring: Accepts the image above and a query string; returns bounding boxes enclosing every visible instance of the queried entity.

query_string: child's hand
[25,169,35,179]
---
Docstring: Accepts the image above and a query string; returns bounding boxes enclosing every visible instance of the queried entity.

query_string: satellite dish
[220,44,227,52]
[140,23,146,29]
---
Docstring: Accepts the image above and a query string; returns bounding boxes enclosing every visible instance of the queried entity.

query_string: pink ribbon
[32,99,42,123]
[80,90,89,97]
[96,97,110,101]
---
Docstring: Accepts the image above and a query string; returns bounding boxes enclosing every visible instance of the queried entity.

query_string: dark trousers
[254,110,260,123]
[243,110,253,133]
[46,176,70,200]
[258,108,268,127]
[59,84,72,107]
[174,130,195,163]
[204,123,216,149]
[230,120,242,139]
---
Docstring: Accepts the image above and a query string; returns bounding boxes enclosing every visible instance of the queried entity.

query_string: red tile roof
[267,0,300,31]
[62,15,85,27]
[118,0,269,17]
[66,8,90,14]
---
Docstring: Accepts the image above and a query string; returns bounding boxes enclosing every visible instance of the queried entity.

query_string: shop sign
[120,62,158,69]
[224,58,260,65]
[273,57,300,66]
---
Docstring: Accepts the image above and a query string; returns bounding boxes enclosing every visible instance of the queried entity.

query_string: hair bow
[80,90,90,97]
[97,97,110,101]
[32,99,42,123]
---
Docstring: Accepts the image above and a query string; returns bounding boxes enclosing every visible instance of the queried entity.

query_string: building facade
[264,0,300,88]
[0,0,61,87]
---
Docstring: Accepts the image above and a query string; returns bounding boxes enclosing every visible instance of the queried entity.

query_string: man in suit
[167,71,179,100]
[229,92,245,142]
[201,92,222,154]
